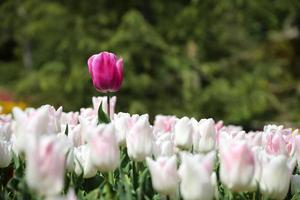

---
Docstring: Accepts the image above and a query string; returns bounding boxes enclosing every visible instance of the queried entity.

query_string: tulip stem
[107,94,110,119]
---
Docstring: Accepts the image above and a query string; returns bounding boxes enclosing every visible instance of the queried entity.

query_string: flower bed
[0,96,300,200]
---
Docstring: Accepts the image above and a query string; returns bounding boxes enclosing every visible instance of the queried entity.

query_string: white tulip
[219,140,255,192]
[178,152,215,200]
[0,140,12,168]
[193,118,216,153]
[74,145,97,178]
[259,154,291,200]
[88,124,120,172]
[126,114,153,161]
[174,117,193,150]
[25,135,66,195]
[146,156,179,196]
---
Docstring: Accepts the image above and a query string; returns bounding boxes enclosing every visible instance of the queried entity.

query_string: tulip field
[0,96,300,200]
[0,52,300,200]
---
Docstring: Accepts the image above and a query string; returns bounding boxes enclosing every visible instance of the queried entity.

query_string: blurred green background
[0,0,300,128]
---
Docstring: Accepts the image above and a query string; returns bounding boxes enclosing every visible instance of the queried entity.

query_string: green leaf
[85,188,100,200]
[98,102,110,124]
[65,124,69,135]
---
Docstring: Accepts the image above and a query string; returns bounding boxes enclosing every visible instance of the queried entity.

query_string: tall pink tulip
[88,51,123,93]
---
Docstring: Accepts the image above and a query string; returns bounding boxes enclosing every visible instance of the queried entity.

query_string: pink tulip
[88,51,123,93]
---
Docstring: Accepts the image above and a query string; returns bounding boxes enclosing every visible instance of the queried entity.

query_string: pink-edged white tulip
[25,135,66,195]
[126,114,153,161]
[13,105,62,153]
[88,51,123,93]
[146,156,179,196]
[153,115,178,134]
[193,118,216,153]
[178,152,216,200]
[61,112,79,128]
[74,145,97,178]
[92,96,117,120]
[0,119,12,141]
[293,135,300,170]
[265,133,288,156]
[259,154,292,200]
[153,134,174,158]
[67,124,84,147]
[113,112,139,146]
[88,124,120,172]
[174,117,193,150]
[219,141,255,192]
[0,140,12,168]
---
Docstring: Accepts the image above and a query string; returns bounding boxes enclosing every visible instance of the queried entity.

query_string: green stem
[106,93,110,119]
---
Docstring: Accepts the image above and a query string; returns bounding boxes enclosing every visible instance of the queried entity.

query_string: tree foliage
[0,0,300,128]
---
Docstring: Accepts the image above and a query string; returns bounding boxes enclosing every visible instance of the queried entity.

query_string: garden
[1,0,300,199]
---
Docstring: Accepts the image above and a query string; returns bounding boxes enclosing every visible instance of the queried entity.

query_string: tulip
[146,156,179,196]
[293,135,300,169]
[88,51,123,93]
[126,114,153,161]
[259,154,292,200]
[153,115,178,134]
[153,139,174,158]
[13,105,62,153]
[193,118,216,153]
[0,119,12,141]
[0,140,12,168]
[178,152,215,200]
[265,133,288,156]
[61,111,79,128]
[174,117,193,150]
[25,135,66,195]
[74,145,97,178]
[113,112,138,146]
[219,141,255,192]
[88,124,120,172]
[92,96,117,120]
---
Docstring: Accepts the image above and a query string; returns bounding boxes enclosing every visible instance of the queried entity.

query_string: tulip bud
[25,135,66,195]
[146,156,179,196]
[219,141,255,192]
[88,51,123,93]
[259,154,291,200]
[88,124,120,172]
[174,117,193,150]
[0,140,12,168]
[178,152,215,200]
[74,145,97,178]
[126,114,153,161]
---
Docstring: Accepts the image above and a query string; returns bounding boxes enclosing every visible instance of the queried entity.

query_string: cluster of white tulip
[1,96,300,200]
